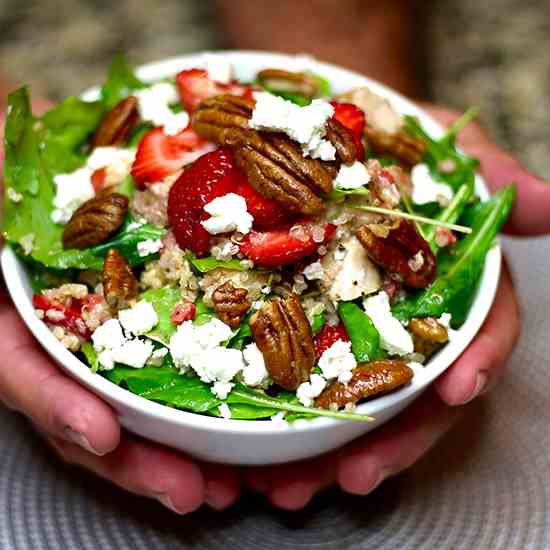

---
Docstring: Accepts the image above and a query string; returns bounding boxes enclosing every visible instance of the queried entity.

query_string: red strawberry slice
[171,302,197,325]
[167,147,236,255]
[131,125,209,188]
[33,294,91,339]
[314,322,350,360]
[330,101,365,161]
[239,221,336,268]
[176,68,253,113]
[91,167,108,193]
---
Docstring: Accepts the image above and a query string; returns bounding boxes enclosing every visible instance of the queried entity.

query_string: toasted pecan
[257,68,319,98]
[62,191,128,249]
[212,281,251,328]
[91,96,139,148]
[409,317,449,357]
[356,219,436,288]
[250,294,315,391]
[325,118,357,164]
[102,249,138,312]
[315,360,414,409]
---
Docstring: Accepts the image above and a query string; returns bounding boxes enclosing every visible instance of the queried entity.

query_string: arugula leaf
[101,55,146,109]
[338,301,386,362]
[141,287,181,345]
[392,185,516,327]
[190,256,248,273]
[80,342,99,373]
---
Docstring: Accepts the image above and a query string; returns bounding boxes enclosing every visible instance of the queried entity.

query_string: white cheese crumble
[137,238,163,257]
[218,402,232,419]
[242,343,271,388]
[318,340,357,382]
[110,338,154,369]
[249,91,336,160]
[333,161,371,190]
[212,381,234,400]
[296,374,327,407]
[411,164,454,206]
[51,167,95,224]
[203,53,233,84]
[270,411,287,423]
[7,188,23,203]
[201,193,253,235]
[302,260,325,281]
[363,291,414,356]
[134,82,189,136]
[437,312,457,341]
[147,347,168,367]
[118,300,159,336]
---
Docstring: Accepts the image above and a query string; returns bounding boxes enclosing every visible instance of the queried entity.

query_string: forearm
[216,0,422,97]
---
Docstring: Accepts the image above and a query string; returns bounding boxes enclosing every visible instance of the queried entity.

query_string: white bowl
[1,51,501,465]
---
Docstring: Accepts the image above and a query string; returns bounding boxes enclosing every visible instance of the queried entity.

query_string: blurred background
[1,0,549,176]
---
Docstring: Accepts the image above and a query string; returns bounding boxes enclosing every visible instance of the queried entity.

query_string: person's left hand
[241,106,537,510]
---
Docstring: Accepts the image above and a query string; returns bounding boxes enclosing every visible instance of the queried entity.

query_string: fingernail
[365,467,391,495]
[64,427,104,456]
[155,493,185,515]
[463,371,489,404]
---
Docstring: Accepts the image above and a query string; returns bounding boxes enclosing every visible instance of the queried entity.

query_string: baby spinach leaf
[80,341,99,373]
[210,402,278,420]
[190,256,249,273]
[337,301,386,362]
[194,296,217,326]
[311,312,326,334]
[392,185,516,327]
[101,55,146,109]
[141,287,181,345]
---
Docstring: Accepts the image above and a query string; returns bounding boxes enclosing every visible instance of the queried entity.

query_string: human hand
[242,105,548,510]
[0,97,241,515]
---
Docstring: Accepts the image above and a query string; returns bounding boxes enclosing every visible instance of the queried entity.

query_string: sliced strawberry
[167,147,236,255]
[171,302,197,325]
[239,221,336,268]
[176,68,253,113]
[314,322,350,360]
[330,101,366,161]
[131,125,208,188]
[33,294,91,339]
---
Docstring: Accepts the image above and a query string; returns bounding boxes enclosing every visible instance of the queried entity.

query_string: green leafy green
[141,287,181,344]
[392,185,516,327]
[257,72,331,106]
[101,55,146,109]
[328,186,370,202]
[80,342,100,373]
[194,297,217,326]
[227,310,254,350]
[311,312,326,334]
[190,256,249,273]
[338,301,386,362]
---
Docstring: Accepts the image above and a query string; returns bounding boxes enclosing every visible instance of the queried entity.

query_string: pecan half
[257,69,319,98]
[102,249,138,312]
[315,360,414,410]
[364,121,426,167]
[356,219,436,288]
[409,317,449,357]
[250,294,315,390]
[233,132,334,215]
[62,192,129,249]
[192,94,253,145]
[91,96,139,148]
[325,118,357,164]
[212,281,251,328]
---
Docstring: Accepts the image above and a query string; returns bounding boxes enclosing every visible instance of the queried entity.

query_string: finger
[425,104,550,236]
[337,388,462,495]
[46,432,205,515]
[201,462,241,510]
[434,261,520,405]
[0,293,120,455]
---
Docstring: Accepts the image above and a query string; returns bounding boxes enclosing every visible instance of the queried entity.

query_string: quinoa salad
[2,54,515,422]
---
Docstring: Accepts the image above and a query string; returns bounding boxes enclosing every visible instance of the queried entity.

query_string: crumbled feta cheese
[249,92,336,160]
[411,164,454,206]
[87,146,136,173]
[201,193,253,235]
[318,340,357,381]
[218,402,232,419]
[296,374,327,407]
[333,161,371,190]
[110,338,154,369]
[92,318,126,352]
[303,260,325,281]
[438,312,452,328]
[137,238,163,257]
[211,238,240,260]
[203,53,233,84]
[7,188,23,203]
[325,235,382,302]
[134,82,189,136]
[242,343,270,387]
[20,233,35,255]
[118,300,159,336]
[363,291,414,356]
[270,411,287,423]
[147,347,168,366]
[212,381,234,400]
[200,347,245,384]
[51,167,95,224]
